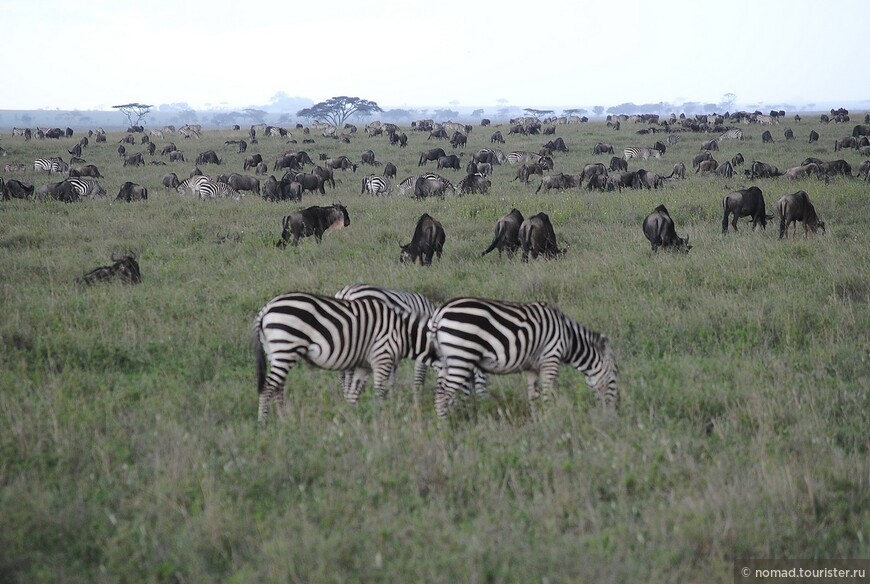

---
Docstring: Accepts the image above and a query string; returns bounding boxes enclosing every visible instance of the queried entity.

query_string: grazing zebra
[428,297,619,418]
[623,147,662,161]
[65,177,106,198]
[33,157,68,173]
[176,175,211,196]
[197,179,241,200]
[397,173,455,197]
[719,128,744,141]
[360,174,392,196]
[506,151,544,165]
[251,291,431,423]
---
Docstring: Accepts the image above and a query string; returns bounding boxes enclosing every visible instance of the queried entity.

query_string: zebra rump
[428,297,619,418]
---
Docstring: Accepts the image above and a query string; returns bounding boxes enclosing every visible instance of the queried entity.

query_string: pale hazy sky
[4,0,867,112]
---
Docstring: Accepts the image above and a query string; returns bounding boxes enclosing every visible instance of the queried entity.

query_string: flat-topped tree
[523,108,554,118]
[112,103,153,128]
[296,96,383,128]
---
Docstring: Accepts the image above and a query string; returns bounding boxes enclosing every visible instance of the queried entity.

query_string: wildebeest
[162,172,180,190]
[262,175,280,201]
[593,143,614,155]
[642,204,690,252]
[665,162,686,179]
[851,124,870,138]
[714,161,735,178]
[519,212,563,262]
[722,186,772,233]
[77,253,142,286]
[400,213,445,266]
[196,150,220,165]
[749,161,782,179]
[731,153,745,167]
[68,143,82,158]
[418,147,447,166]
[428,128,448,140]
[437,154,462,171]
[361,149,378,166]
[761,130,774,143]
[116,181,148,202]
[161,143,178,156]
[450,131,467,149]
[536,172,582,193]
[700,139,719,151]
[413,175,453,199]
[696,159,718,174]
[227,173,260,195]
[784,163,821,180]
[808,130,819,143]
[456,173,491,195]
[243,154,263,171]
[123,152,145,167]
[3,179,34,199]
[481,208,524,257]
[286,172,329,195]
[325,155,357,172]
[784,128,795,141]
[834,136,857,151]
[490,130,505,144]
[634,169,663,189]
[821,159,852,177]
[37,180,78,202]
[68,164,103,178]
[383,162,397,179]
[169,151,185,163]
[513,162,546,183]
[777,191,825,239]
[609,156,628,172]
[311,165,336,188]
[692,151,713,169]
[277,203,350,247]
[543,137,568,153]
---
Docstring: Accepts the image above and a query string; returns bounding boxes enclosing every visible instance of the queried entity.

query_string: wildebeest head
[77,252,141,285]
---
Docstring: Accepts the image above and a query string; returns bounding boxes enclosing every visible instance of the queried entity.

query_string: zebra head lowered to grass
[427,297,619,418]
[251,292,433,423]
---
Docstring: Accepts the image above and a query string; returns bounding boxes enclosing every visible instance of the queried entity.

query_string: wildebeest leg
[731,215,739,232]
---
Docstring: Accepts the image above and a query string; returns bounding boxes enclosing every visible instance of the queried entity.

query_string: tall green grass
[1,118,868,583]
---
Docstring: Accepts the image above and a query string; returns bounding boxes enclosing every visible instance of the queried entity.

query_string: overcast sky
[4,0,868,112]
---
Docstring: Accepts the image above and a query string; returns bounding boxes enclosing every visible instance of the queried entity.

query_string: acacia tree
[523,108,554,118]
[296,96,382,128]
[112,103,153,127]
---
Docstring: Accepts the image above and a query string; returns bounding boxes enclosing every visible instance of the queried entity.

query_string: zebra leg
[412,361,428,392]
[345,367,369,404]
[257,387,274,424]
[525,371,542,402]
[371,357,396,400]
[472,369,489,398]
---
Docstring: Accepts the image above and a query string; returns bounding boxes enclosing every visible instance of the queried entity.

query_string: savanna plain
[0,115,868,583]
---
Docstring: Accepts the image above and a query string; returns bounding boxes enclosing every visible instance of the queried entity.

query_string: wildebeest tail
[778,209,787,239]
[721,196,731,232]
[481,222,505,256]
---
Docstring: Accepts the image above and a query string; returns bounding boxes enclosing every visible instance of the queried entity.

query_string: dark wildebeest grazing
[715,161,735,178]
[808,130,819,143]
[634,169,663,189]
[418,147,447,166]
[543,137,568,153]
[123,152,145,167]
[642,204,690,252]
[196,150,220,165]
[536,172,582,193]
[275,176,302,202]
[169,151,185,163]
[700,139,719,151]
[41,181,79,202]
[513,162,545,183]
[481,208,524,257]
[579,162,608,182]
[312,166,336,188]
[490,130,505,144]
[116,181,148,202]
[586,174,615,191]
[3,179,34,199]
[68,143,82,158]
[692,151,713,169]
[286,172,328,196]
[834,137,857,151]
[722,186,772,233]
[437,154,462,171]
[777,191,826,239]
[696,159,719,174]
[161,143,178,156]
[325,155,357,172]
[519,212,563,262]
[428,128,448,141]
[609,156,628,172]
[851,124,870,138]
[77,253,141,285]
[593,143,614,155]
[400,213,445,266]
[665,162,686,180]
[263,175,280,201]
[414,175,452,199]
[383,162,397,179]
[731,153,745,167]
[450,132,467,149]
[277,203,350,247]
[361,149,378,166]
[784,128,795,141]
[749,161,782,179]
[761,130,774,143]
[68,164,103,178]
[456,173,491,195]
[243,154,263,171]
[228,173,260,195]
[162,173,180,190]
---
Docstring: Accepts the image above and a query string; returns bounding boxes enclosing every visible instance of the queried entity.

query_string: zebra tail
[251,314,268,395]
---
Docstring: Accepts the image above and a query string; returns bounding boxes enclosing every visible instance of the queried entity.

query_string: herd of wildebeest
[2,107,869,280]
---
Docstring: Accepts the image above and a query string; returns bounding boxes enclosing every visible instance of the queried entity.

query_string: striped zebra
[719,128,744,141]
[361,174,392,196]
[251,291,431,423]
[65,177,106,198]
[198,179,241,200]
[33,157,69,173]
[397,173,455,197]
[622,147,662,161]
[506,151,544,165]
[176,175,211,196]
[428,297,619,418]
[474,148,506,164]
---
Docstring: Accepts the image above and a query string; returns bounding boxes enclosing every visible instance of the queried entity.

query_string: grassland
[0,116,868,583]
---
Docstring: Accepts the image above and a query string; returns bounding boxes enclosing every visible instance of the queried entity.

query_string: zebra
[719,128,744,141]
[251,291,431,423]
[506,151,544,165]
[361,174,392,196]
[622,147,662,161]
[397,173,455,197]
[176,175,211,196]
[197,179,241,200]
[33,157,69,173]
[427,297,619,418]
[65,177,106,198]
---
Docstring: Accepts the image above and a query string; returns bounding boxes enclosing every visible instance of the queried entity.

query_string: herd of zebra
[252,284,619,423]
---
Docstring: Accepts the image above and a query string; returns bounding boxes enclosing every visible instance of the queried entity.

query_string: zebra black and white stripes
[252,291,430,423]
[623,147,661,161]
[360,174,392,196]
[428,297,619,418]
[719,128,744,141]
[33,157,69,173]
[65,177,106,198]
